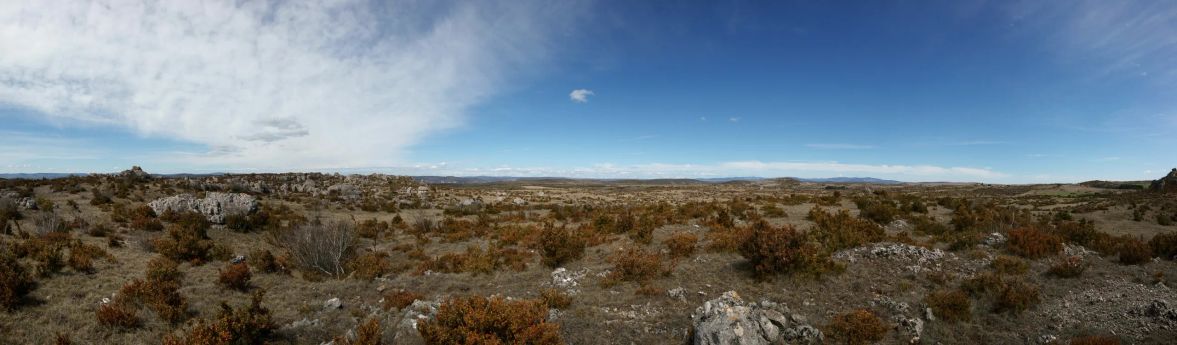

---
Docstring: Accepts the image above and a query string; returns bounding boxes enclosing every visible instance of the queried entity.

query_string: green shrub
[0,249,37,310]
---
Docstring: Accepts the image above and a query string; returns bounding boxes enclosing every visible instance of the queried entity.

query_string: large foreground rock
[148,192,258,224]
[1150,168,1177,193]
[691,291,822,345]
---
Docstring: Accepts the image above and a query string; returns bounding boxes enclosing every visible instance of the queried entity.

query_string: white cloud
[805,143,876,150]
[728,117,740,122]
[0,0,576,169]
[569,89,594,103]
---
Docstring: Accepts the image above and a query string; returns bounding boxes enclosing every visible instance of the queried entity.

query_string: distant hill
[0,173,86,179]
[1079,180,1148,190]
[796,177,904,184]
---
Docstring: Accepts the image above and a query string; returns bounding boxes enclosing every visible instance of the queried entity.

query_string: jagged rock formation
[117,166,151,180]
[148,192,258,224]
[1150,168,1177,193]
[691,291,823,345]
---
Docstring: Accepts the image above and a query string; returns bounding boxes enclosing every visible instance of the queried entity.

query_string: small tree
[270,220,357,278]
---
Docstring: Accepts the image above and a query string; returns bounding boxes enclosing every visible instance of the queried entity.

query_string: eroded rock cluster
[148,192,258,224]
[691,291,822,345]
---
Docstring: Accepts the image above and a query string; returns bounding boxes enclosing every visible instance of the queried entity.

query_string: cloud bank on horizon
[0,0,573,169]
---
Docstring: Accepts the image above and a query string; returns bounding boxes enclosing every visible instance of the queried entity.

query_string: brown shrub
[990,255,1028,275]
[704,225,748,253]
[348,251,392,280]
[960,272,1005,297]
[118,257,188,324]
[356,218,389,239]
[68,242,111,274]
[925,289,971,323]
[0,250,37,310]
[218,263,252,292]
[1117,238,1152,265]
[1150,232,1177,260]
[540,288,572,309]
[248,249,281,273]
[825,308,888,345]
[382,290,424,311]
[993,278,1040,314]
[738,221,833,279]
[808,207,885,251]
[154,220,214,265]
[418,295,563,345]
[635,285,663,296]
[162,290,275,345]
[96,302,141,329]
[346,317,384,345]
[664,232,698,259]
[1006,227,1063,259]
[1047,256,1087,278]
[602,247,665,287]
[539,223,585,268]
[1069,335,1121,345]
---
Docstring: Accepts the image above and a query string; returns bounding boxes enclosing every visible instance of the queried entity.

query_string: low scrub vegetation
[539,223,585,268]
[0,248,37,310]
[1117,238,1152,265]
[602,247,666,287]
[739,221,834,279]
[418,295,563,345]
[824,308,888,345]
[925,289,972,323]
[1047,256,1087,278]
[162,290,276,345]
[1006,227,1063,259]
[218,262,252,292]
[270,220,357,278]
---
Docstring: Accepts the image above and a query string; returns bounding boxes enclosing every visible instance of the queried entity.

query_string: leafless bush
[270,220,357,278]
[33,212,66,236]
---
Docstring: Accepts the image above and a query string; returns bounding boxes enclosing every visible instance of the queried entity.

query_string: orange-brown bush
[808,207,885,251]
[96,301,141,329]
[336,317,383,345]
[960,271,1005,297]
[539,223,585,268]
[162,290,275,345]
[738,221,834,279]
[0,249,37,310]
[1117,238,1152,265]
[154,218,215,265]
[248,249,281,273]
[218,262,252,292]
[993,278,1040,314]
[1150,232,1177,260]
[1006,227,1063,259]
[1069,335,1121,345]
[540,288,571,309]
[704,225,748,253]
[824,308,888,345]
[1047,256,1087,278]
[67,242,111,274]
[128,205,163,232]
[348,251,392,280]
[418,295,563,345]
[117,257,188,324]
[382,289,424,311]
[602,247,665,287]
[925,289,971,323]
[664,232,698,259]
[990,255,1028,275]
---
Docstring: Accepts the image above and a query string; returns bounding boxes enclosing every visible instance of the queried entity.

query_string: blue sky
[1,1,1174,183]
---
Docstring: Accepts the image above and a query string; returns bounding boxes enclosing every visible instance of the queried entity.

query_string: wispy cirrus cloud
[0,0,580,169]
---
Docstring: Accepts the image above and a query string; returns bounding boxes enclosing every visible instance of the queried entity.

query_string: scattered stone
[668,287,687,301]
[323,297,343,310]
[551,267,589,293]
[230,255,246,264]
[1037,334,1058,344]
[393,300,439,345]
[690,291,822,345]
[982,232,1007,246]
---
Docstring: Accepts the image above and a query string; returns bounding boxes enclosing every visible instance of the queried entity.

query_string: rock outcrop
[148,192,258,224]
[1150,168,1177,193]
[117,166,151,180]
[392,299,439,345]
[691,291,822,345]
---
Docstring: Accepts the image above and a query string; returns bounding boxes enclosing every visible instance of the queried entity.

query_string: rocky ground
[1,169,1175,344]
